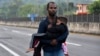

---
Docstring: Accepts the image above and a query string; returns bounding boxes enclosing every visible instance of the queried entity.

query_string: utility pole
[67,0,69,15]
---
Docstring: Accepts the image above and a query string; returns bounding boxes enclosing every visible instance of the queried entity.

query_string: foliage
[18,4,46,17]
[0,0,77,18]
[18,4,36,17]
[88,0,100,14]
[57,2,67,15]
[58,2,75,15]
[68,2,74,11]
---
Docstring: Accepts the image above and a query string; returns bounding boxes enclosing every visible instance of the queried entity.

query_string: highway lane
[0,25,100,56]
[67,33,100,56]
[0,25,36,56]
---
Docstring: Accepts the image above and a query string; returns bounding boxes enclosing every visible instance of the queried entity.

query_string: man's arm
[42,25,69,46]
[37,21,46,33]
[38,20,52,45]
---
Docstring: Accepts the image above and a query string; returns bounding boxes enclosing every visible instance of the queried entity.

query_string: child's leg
[26,34,39,53]
[30,33,41,48]
[33,42,42,56]
[27,33,45,55]
[29,34,35,48]
[62,42,69,56]
[31,33,43,56]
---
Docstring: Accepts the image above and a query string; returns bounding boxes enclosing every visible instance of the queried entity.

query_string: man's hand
[48,24,52,28]
[50,39,57,46]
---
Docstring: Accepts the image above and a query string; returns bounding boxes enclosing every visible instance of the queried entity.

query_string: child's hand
[26,48,34,53]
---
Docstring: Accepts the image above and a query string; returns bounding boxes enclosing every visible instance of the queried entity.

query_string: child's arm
[29,34,35,48]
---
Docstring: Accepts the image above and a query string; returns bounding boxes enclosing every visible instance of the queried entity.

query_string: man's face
[48,3,57,17]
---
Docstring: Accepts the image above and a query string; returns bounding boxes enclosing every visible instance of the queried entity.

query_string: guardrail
[0,14,100,35]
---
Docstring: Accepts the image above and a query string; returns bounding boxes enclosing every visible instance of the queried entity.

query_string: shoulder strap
[52,16,57,26]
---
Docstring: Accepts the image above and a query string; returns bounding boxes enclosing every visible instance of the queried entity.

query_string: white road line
[12,30,32,36]
[27,34,32,36]
[0,43,20,56]
[67,42,82,46]
[12,30,21,33]
[11,30,82,47]
[12,30,27,35]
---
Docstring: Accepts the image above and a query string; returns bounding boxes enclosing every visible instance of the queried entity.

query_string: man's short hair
[58,17,68,24]
[47,2,56,10]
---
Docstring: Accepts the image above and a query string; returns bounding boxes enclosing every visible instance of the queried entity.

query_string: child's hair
[57,17,68,25]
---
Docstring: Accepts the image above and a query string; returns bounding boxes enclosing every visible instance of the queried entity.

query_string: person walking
[26,1,69,56]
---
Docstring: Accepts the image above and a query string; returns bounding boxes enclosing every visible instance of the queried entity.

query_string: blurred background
[0,0,100,56]
[0,0,98,18]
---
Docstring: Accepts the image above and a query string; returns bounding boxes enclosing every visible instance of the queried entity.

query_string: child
[26,17,69,56]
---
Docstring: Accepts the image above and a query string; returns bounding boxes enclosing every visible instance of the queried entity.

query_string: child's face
[56,19,62,25]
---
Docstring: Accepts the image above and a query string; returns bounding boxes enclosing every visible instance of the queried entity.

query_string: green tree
[18,4,36,17]
[68,2,74,11]
[58,2,68,15]
[57,2,75,15]
[8,0,24,17]
[88,0,100,14]
[38,5,46,16]
[18,4,46,17]
[0,1,11,18]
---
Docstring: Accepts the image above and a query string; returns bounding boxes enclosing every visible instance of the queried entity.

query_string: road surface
[0,25,100,56]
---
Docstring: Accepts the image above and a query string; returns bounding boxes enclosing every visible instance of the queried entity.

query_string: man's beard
[49,12,56,17]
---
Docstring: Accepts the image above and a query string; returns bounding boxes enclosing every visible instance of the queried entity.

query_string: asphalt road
[0,25,100,56]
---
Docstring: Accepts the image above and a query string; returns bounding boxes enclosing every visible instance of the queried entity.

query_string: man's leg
[44,51,53,56]
[54,49,65,56]
[44,49,64,56]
